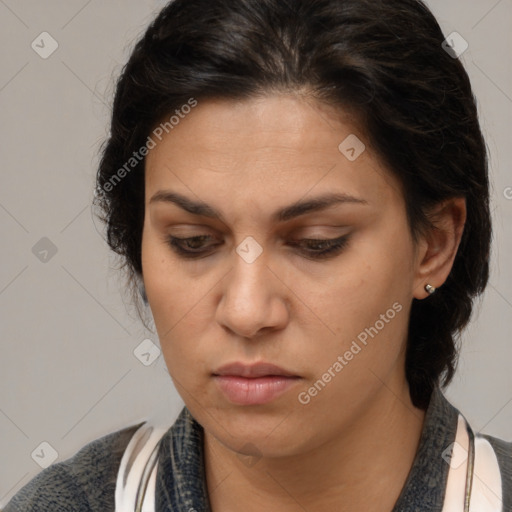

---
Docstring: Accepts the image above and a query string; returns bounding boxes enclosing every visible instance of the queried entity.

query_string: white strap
[442,415,470,511]
[140,460,159,512]
[115,422,168,512]
[442,413,503,512]
[469,436,503,511]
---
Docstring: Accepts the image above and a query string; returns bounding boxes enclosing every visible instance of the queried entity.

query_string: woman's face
[141,94,426,458]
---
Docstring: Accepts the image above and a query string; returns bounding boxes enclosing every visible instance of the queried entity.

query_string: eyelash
[165,234,350,260]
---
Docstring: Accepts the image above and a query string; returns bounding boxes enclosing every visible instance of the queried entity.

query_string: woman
[4,0,511,511]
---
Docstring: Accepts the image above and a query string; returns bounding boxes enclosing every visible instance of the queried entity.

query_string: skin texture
[141,94,466,511]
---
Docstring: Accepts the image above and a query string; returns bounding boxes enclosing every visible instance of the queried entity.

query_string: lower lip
[213,375,301,405]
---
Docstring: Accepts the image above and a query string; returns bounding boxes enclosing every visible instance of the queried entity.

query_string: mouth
[212,362,302,405]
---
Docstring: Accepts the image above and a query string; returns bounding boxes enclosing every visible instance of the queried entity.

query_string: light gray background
[0,0,511,506]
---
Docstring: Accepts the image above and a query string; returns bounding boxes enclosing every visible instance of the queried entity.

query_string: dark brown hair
[94,0,492,409]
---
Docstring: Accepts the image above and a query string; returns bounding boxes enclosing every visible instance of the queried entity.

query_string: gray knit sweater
[3,388,511,511]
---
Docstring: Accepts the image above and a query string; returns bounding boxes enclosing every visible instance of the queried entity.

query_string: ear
[412,197,467,299]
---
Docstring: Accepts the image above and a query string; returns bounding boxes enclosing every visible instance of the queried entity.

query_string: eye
[165,234,350,260]
[165,234,219,258]
[289,235,350,260]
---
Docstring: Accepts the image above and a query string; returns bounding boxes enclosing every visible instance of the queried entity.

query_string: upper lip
[213,362,299,378]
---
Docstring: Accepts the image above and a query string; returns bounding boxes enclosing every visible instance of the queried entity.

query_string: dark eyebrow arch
[149,190,368,223]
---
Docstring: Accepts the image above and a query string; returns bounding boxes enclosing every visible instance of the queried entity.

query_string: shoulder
[2,422,144,512]
[480,432,512,473]
[479,433,512,507]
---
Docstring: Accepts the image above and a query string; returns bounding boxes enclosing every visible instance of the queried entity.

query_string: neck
[204,379,426,512]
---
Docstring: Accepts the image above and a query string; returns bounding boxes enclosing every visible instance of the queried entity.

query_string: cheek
[141,229,214,376]
[141,227,190,311]
[313,234,412,336]
[302,227,414,377]
[141,230,184,337]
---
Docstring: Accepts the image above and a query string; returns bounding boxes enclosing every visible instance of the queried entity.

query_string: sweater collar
[391,387,459,511]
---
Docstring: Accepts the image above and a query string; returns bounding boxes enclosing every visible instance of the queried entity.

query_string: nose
[215,242,290,339]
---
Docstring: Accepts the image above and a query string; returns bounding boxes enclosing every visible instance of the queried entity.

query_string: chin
[199,402,311,453]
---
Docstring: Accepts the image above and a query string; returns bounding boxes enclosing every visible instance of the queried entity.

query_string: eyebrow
[149,190,368,223]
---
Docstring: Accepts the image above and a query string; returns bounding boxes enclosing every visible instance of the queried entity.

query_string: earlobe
[413,197,467,300]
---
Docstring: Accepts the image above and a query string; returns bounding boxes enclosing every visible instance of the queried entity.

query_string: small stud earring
[425,284,436,295]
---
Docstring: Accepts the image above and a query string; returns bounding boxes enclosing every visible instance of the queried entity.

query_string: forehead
[147,94,360,159]
[144,94,403,215]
